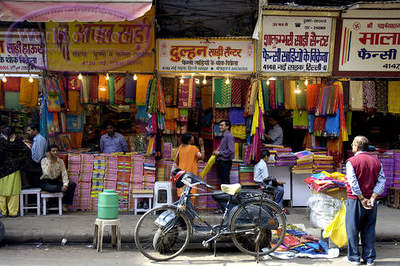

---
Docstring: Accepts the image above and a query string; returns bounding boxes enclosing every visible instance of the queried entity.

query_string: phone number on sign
[383,64,400,70]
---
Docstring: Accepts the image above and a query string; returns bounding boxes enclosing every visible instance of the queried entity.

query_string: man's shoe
[366,261,375,266]
[282,208,290,215]
[344,257,361,265]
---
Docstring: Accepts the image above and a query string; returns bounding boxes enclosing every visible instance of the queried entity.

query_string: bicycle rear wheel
[230,199,286,256]
[134,205,192,261]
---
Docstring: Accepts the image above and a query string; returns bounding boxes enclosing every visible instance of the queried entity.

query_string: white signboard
[157,39,255,73]
[261,16,333,73]
[338,19,400,72]
[0,30,45,72]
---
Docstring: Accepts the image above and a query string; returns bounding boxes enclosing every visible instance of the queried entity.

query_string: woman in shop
[174,133,205,198]
[0,126,30,217]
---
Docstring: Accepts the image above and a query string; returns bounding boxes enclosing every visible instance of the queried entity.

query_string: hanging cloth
[283,79,292,110]
[114,75,126,105]
[306,84,321,113]
[136,74,153,105]
[89,75,99,103]
[58,77,67,107]
[375,80,388,113]
[346,111,352,136]
[308,113,315,133]
[388,81,400,114]
[296,80,307,110]
[229,108,245,125]
[124,75,136,104]
[68,90,82,114]
[362,81,376,114]
[269,80,276,109]
[0,81,4,109]
[19,78,39,107]
[275,78,284,109]
[80,75,90,104]
[47,112,60,136]
[231,79,244,107]
[293,109,308,129]
[213,78,231,108]
[147,78,158,113]
[46,79,61,112]
[349,81,363,111]
[289,80,297,109]
[68,75,81,91]
[163,77,178,107]
[40,96,48,138]
[342,80,350,112]
[325,109,340,136]
[5,91,22,109]
[108,75,115,105]
[334,81,348,141]
[98,75,109,103]
[66,113,84,132]
[157,79,166,114]
[2,77,20,92]
[241,79,250,106]
[213,109,229,122]
[261,80,271,111]
[201,85,212,110]
[326,84,338,115]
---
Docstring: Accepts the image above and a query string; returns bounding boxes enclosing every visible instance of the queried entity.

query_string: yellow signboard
[45,7,155,72]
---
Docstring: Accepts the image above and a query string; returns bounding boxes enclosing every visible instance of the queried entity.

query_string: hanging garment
[241,79,250,106]
[201,85,212,110]
[98,75,109,103]
[165,107,178,120]
[19,78,39,107]
[231,79,244,107]
[325,109,340,136]
[289,80,297,109]
[124,75,136,104]
[349,81,363,111]
[5,91,22,109]
[114,75,126,105]
[261,80,271,111]
[388,81,400,114]
[136,74,153,105]
[68,75,81,91]
[313,116,327,136]
[293,109,308,129]
[346,111,352,136]
[362,81,376,113]
[334,81,348,142]
[229,108,245,125]
[46,79,61,112]
[179,78,196,108]
[342,80,350,112]
[306,84,321,113]
[0,81,4,109]
[275,78,284,109]
[269,80,276,109]
[68,90,82,114]
[163,77,178,106]
[40,96,48,138]
[47,112,60,136]
[108,75,115,105]
[308,113,315,133]
[214,78,231,108]
[375,80,388,113]
[58,77,67,107]
[213,108,229,122]
[2,77,20,92]
[326,84,338,115]
[80,75,90,104]
[296,80,306,110]
[231,125,246,140]
[284,79,292,110]
[89,75,99,103]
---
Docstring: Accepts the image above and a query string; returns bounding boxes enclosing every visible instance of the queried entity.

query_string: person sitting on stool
[254,149,288,214]
[40,145,76,212]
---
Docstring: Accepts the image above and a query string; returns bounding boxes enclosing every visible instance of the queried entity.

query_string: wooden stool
[93,218,121,252]
[20,188,41,216]
[41,192,63,215]
[132,190,153,215]
[387,187,400,209]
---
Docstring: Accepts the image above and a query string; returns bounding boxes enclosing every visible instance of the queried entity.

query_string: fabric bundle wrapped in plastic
[308,193,342,229]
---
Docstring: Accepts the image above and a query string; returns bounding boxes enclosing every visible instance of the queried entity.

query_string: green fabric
[5,91,22,110]
[147,78,158,113]
[214,78,231,108]
[108,76,115,105]
[0,170,21,196]
[261,80,270,111]
[275,79,284,109]
[346,111,352,136]
[296,80,307,110]
[293,109,308,129]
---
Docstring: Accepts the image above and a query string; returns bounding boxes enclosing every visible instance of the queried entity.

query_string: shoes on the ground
[214,209,223,214]
[344,257,361,265]
[282,208,290,215]
[62,205,69,212]
[366,261,375,266]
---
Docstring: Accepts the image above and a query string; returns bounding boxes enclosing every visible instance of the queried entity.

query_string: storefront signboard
[338,19,400,72]
[157,38,255,73]
[45,7,155,72]
[0,30,45,73]
[261,15,334,74]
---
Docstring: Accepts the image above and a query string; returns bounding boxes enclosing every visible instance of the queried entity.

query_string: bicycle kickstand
[213,239,217,257]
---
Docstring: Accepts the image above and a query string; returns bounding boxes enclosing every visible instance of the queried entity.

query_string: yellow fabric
[19,78,39,107]
[388,81,400,114]
[234,143,240,159]
[199,155,216,180]
[0,170,21,195]
[68,90,82,114]
[289,80,297,109]
[350,81,363,111]
[201,86,212,110]
[320,171,346,180]
[136,74,153,105]
[231,125,246,140]
[165,107,178,120]
[258,80,264,113]
[323,201,347,248]
[251,100,259,136]
[0,195,19,216]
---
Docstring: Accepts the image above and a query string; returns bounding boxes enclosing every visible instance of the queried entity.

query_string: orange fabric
[98,75,109,103]
[19,78,39,107]
[67,90,82,114]
[175,144,200,199]
[136,74,153,105]
[69,132,83,149]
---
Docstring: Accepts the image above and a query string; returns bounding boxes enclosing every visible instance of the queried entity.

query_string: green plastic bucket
[98,189,119,219]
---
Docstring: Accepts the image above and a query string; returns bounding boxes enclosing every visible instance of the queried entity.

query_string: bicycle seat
[220,183,241,195]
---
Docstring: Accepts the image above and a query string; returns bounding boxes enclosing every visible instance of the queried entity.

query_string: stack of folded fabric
[292,151,314,174]
[67,153,81,185]
[304,171,346,192]
[163,143,173,160]
[91,154,106,210]
[143,157,156,190]
[205,167,220,210]
[104,154,117,190]
[239,164,255,185]
[313,155,334,173]
[275,153,297,167]
[130,154,144,191]
[378,151,394,195]
[393,151,400,188]
[230,163,240,184]
[116,155,132,211]
[306,146,328,156]
[80,154,94,211]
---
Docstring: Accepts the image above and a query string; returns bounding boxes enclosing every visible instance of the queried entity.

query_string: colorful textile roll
[349,81,363,111]
[214,78,231,108]
[375,80,388,113]
[229,108,245,125]
[388,81,400,114]
[98,75,109,103]
[89,75,99,103]
[199,155,216,180]
[114,75,126,105]
[136,74,153,105]
[19,78,38,107]
[124,75,136,104]
[275,78,284,109]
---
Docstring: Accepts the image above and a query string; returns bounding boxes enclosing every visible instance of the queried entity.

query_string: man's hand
[276,179,285,185]
[61,185,68,192]
[264,133,271,141]
[45,152,51,159]
[361,198,373,209]
[213,150,219,156]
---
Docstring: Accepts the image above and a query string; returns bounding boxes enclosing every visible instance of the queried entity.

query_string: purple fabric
[218,131,235,161]
[229,108,245,125]
[125,78,137,101]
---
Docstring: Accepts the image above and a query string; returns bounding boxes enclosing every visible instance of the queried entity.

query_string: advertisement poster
[261,16,333,73]
[45,7,154,72]
[0,30,45,73]
[157,39,255,73]
[339,19,400,72]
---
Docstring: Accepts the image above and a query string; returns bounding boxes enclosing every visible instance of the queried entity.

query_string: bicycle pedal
[202,241,210,248]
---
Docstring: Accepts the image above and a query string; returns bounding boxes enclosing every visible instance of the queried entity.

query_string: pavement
[1,206,400,244]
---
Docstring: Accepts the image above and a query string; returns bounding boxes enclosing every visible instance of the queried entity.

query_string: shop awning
[0,0,152,22]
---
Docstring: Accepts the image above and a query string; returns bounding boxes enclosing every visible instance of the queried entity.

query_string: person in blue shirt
[23,123,48,188]
[100,122,128,154]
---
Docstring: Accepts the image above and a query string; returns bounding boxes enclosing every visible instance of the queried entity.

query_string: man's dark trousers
[345,198,377,264]
[40,179,77,205]
[217,159,232,184]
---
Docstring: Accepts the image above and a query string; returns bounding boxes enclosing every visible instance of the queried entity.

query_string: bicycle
[134,171,287,262]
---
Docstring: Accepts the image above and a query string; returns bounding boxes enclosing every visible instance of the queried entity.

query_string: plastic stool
[153,181,173,209]
[20,188,41,216]
[41,192,63,215]
[131,190,153,215]
[93,218,121,252]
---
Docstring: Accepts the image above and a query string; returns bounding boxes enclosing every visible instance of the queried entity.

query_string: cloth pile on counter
[304,171,346,193]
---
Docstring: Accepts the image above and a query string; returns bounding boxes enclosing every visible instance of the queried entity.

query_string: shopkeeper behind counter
[100,122,128,154]
[264,116,283,146]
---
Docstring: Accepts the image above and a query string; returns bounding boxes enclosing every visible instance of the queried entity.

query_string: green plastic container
[98,189,119,219]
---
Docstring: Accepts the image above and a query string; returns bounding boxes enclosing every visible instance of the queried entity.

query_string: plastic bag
[308,193,342,229]
[322,201,347,248]
[199,155,216,180]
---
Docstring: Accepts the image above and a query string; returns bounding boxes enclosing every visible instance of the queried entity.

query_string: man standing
[345,136,385,266]
[213,120,235,184]
[24,124,48,187]
[264,116,283,145]
[100,122,128,154]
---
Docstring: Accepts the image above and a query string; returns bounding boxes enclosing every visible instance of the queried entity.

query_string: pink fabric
[0,1,152,22]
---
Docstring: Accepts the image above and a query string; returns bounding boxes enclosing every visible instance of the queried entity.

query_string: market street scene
[0,0,400,265]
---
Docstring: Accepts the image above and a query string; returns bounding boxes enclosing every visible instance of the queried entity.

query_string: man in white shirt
[264,116,283,145]
[254,150,287,213]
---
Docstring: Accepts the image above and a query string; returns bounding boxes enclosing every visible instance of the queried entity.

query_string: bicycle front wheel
[134,205,192,261]
[230,199,286,256]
